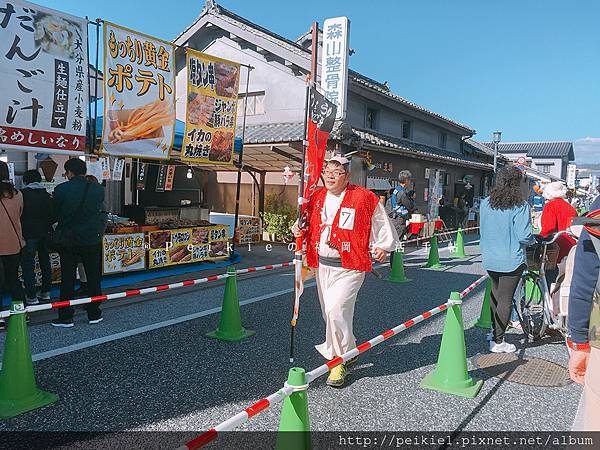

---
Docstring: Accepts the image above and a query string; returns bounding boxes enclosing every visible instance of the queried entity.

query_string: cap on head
[327,154,350,166]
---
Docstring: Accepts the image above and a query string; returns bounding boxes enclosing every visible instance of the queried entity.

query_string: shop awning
[367,177,392,191]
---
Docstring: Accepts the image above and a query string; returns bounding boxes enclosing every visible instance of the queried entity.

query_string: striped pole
[178,385,296,450]
[0,262,294,320]
[180,274,488,449]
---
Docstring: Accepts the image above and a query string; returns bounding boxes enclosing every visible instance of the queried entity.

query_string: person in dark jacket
[52,158,106,327]
[568,199,600,430]
[20,170,53,305]
[385,170,413,237]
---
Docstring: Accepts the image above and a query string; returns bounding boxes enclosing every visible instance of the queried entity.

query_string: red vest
[306,184,380,272]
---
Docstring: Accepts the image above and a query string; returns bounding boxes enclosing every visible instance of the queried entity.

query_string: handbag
[49,181,91,250]
[0,196,23,253]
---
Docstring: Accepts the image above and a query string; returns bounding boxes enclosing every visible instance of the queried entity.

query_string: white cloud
[574,137,600,165]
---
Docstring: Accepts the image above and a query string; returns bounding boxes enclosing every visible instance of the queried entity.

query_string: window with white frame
[439,132,447,149]
[539,164,551,174]
[366,107,378,130]
[237,92,265,116]
[402,120,411,139]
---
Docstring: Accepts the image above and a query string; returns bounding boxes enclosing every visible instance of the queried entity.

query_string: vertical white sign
[566,163,576,189]
[112,158,125,181]
[320,17,349,121]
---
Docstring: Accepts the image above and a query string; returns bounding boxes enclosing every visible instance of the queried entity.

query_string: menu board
[102,233,146,274]
[148,225,229,268]
[236,217,261,244]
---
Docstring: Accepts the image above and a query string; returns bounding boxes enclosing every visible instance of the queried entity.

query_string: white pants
[314,264,365,360]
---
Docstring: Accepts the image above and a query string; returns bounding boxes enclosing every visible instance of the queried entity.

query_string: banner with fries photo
[101,22,176,160]
[181,50,240,165]
[102,233,146,274]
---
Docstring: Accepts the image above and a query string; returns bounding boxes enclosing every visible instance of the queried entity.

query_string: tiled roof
[464,138,501,158]
[350,128,492,170]
[177,1,475,135]
[236,122,305,144]
[482,141,574,160]
[349,71,475,134]
[237,121,491,170]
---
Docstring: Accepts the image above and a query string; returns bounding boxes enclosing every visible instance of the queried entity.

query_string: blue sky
[45,0,600,164]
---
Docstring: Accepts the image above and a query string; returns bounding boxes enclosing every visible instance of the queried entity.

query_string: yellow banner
[148,225,230,268]
[101,22,176,160]
[181,50,240,164]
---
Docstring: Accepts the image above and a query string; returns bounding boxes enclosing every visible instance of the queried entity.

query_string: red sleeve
[540,201,556,237]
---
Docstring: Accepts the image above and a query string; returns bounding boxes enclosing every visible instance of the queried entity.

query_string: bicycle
[514,230,576,344]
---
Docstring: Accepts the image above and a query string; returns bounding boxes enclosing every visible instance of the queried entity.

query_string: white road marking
[28,282,316,363]
[24,240,480,363]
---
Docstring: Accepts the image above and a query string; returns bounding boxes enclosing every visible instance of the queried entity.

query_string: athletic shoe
[510,320,523,331]
[489,341,516,353]
[51,318,74,328]
[88,317,104,325]
[25,296,39,305]
[39,291,51,302]
[327,363,347,387]
[346,356,358,366]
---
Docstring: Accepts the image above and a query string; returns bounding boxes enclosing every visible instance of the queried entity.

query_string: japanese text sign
[319,16,349,121]
[101,22,175,160]
[102,232,145,274]
[0,0,88,153]
[182,49,239,165]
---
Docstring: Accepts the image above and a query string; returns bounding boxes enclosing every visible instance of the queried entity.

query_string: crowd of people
[0,159,106,329]
[1,156,598,429]
[480,166,598,430]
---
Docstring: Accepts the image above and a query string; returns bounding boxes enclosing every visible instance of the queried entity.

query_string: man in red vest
[293,155,398,387]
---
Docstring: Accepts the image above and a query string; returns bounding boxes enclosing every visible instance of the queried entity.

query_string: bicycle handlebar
[536,230,573,245]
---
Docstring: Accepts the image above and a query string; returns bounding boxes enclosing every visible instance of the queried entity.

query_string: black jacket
[21,184,53,239]
[53,176,106,246]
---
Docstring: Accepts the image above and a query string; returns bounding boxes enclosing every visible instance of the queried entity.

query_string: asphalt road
[0,239,582,449]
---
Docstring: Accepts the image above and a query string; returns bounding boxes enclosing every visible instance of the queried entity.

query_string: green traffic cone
[206,267,255,341]
[423,234,443,269]
[420,292,483,398]
[474,277,493,329]
[0,301,59,418]
[276,367,311,450]
[450,228,466,258]
[386,250,411,283]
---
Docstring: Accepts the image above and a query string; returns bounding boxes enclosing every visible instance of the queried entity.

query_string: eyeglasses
[323,170,347,178]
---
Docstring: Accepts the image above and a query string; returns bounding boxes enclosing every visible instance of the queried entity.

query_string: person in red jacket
[292,155,398,387]
[540,181,578,286]
[540,181,578,261]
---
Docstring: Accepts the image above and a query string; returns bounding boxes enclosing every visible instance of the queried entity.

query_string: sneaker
[489,340,517,353]
[51,318,74,328]
[88,317,103,325]
[52,319,75,328]
[25,296,39,306]
[326,363,347,387]
[39,291,51,302]
[346,356,358,366]
[510,320,523,331]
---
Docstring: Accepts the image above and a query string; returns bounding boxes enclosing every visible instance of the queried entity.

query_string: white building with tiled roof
[174,0,497,216]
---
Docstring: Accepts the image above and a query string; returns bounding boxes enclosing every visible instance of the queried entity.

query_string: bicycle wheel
[514,272,547,341]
